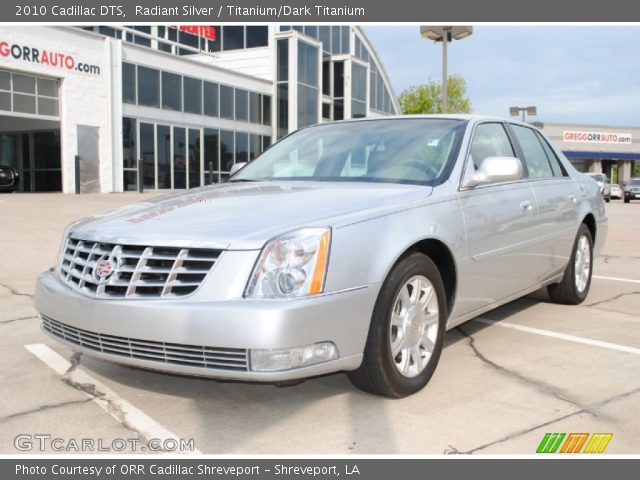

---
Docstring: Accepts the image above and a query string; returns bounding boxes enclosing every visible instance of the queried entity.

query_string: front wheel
[348,253,447,398]
[547,223,593,305]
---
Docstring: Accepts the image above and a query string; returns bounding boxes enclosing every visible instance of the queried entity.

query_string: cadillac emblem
[92,256,119,284]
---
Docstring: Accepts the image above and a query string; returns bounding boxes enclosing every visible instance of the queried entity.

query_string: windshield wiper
[227,178,259,182]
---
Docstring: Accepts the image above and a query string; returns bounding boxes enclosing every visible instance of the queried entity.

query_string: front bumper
[35,270,378,381]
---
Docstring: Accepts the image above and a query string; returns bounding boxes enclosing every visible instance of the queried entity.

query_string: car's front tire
[348,253,446,398]
[547,223,593,305]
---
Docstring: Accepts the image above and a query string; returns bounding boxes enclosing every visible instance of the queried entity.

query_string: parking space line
[24,343,200,454]
[593,275,640,284]
[474,319,640,356]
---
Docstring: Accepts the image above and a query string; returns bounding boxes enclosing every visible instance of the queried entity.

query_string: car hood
[70,181,433,250]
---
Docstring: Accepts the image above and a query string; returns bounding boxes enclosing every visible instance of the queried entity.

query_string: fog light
[250,342,339,372]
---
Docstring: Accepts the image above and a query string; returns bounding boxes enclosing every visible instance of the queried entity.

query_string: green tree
[398,75,472,114]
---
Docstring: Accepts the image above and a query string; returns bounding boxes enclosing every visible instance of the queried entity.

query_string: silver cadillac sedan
[35,115,607,397]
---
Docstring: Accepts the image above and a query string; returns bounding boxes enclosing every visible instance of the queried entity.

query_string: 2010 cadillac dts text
[35,116,607,397]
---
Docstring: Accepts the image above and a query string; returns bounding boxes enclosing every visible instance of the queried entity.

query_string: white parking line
[24,343,200,454]
[593,275,640,284]
[474,319,640,356]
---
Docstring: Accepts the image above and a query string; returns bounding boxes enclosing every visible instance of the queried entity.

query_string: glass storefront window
[183,76,203,114]
[249,134,261,161]
[122,117,137,191]
[235,89,248,122]
[157,125,171,189]
[188,129,201,188]
[262,95,271,126]
[277,84,288,139]
[249,92,261,124]
[137,66,159,107]
[220,85,234,119]
[235,132,249,163]
[298,85,318,128]
[277,38,289,82]
[204,81,219,117]
[204,128,219,183]
[162,71,182,111]
[173,127,186,189]
[140,123,155,189]
[246,26,268,48]
[122,62,136,104]
[298,42,319,88]
[13,74,36,94]
[223,26,244,50]
[220,130,235,172]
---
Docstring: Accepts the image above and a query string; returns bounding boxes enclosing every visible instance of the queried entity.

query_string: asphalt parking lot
[1,192,639,454]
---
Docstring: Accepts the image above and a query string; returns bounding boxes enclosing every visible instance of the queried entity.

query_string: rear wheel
[624,197,630,204]
[348,253,446,398]
[547,223,593,305]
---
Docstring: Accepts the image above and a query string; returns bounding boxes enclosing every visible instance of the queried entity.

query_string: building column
[618,160,633,185]
[586,159,602,173]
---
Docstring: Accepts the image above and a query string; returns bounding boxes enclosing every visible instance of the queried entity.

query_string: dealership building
[0,25,399,193]
[538,122,640,184]
[1,25,639,194]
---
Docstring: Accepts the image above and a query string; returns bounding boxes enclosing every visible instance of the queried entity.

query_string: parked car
[35,116,607,398]
[623,178,640,203]
[586,172,611,202]
[610,183,623,199]
[0,164,18,192]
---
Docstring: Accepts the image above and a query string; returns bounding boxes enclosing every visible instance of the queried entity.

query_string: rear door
[456,121,540,315]
[508,124,579,281]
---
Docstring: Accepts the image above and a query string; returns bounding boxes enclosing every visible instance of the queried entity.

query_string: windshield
[628,179,640,186]
[232,118,467,185]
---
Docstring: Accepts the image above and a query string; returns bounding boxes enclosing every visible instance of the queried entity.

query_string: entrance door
[77,125,100,193]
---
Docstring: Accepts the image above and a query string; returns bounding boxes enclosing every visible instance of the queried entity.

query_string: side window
[535,131,567,177]
[511,125,554,179]
[469,123,515,169]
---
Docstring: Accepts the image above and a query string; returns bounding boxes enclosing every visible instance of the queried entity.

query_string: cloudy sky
[364,26,640,126]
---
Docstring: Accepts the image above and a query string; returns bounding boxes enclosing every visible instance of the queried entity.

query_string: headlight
[245,227,331,299]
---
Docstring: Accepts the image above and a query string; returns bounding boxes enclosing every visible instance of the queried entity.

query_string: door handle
[520,200,534,212]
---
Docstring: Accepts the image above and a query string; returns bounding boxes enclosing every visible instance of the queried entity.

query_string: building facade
[0,25,399,193]
[539,122,640,184]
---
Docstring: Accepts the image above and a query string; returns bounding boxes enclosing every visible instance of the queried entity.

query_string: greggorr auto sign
[0,39,101,75]
[563,130,632,144]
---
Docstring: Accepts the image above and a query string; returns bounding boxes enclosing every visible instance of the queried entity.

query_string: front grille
[42,316,248,371]
[59,237,221,299]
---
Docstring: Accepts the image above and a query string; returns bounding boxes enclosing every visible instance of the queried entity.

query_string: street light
[420,26,473,114]
[509,105,537,122]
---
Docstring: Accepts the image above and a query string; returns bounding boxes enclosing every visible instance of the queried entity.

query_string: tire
[624,197,630,204]
[348,253,447,398]
[547,223,593,305]
[605,194,610,203]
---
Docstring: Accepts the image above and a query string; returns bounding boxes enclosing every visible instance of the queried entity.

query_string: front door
[456,122,539,315]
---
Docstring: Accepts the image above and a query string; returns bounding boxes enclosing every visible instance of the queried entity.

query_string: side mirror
[463,157,523,188]
[229,162,248,176]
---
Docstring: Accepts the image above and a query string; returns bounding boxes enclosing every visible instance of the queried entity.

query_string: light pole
[420,26,473,114]
[509,105,537,122]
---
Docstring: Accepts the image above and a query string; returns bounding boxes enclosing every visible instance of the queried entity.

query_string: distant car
[0,165,18,193]
[610,184,623,199]
[35,115,607,398]
[623,178,640,203]
[586,173,611,202]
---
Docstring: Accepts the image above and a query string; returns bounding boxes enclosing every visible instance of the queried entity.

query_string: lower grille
[42,316,248,371]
